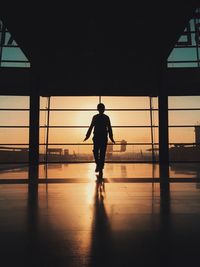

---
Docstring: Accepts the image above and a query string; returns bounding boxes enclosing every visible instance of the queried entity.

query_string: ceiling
[0,1,199,95]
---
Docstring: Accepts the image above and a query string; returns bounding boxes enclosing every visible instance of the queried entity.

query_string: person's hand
[111,139,115,144]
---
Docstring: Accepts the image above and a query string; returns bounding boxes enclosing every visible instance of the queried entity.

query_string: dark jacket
[86,114,114,141]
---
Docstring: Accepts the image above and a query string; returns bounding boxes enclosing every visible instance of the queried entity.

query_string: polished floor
[1,162,200,180]
[1,181,200,266]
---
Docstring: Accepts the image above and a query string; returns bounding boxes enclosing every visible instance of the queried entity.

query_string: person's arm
[84,116,95,141]
[107,117,115,143]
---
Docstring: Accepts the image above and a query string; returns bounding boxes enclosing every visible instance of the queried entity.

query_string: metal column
[29,93,40,184]
[158,92,169,181]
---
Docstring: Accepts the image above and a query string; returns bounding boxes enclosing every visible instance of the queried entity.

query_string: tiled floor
[1,181,200,266]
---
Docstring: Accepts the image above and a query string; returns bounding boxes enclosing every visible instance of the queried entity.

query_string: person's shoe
[95,166,100,172]
[99,169,103,178]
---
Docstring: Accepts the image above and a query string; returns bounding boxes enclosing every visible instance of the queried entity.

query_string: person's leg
[93,139,100,171]
[99,141,107,171]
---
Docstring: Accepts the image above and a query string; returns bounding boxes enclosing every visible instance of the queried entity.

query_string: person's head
[97,103,105,114]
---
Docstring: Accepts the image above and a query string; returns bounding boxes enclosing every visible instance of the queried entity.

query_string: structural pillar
[29,92,40,184]
[158,91,169,183]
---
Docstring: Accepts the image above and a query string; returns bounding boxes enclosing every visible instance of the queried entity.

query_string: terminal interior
[1,2,200,266]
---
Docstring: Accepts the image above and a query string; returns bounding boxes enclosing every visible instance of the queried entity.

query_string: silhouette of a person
[84,103,115,174]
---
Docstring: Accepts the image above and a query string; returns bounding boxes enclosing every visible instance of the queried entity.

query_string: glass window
[40,96,99,109]
[0,96,29,109]
[2,47,28,61]
[169,110,200,126]
[39,96,158,163]
[168,96,200,163]
[167,62,198,68]
[40,110,158,127]
[101,96,155,109]
[1,62,31,67]
[0,111,29,126]
[0,20,30,68]
[168,48,197,61]
[169,96,200,109]
[41,127,158,144]
[0,128,29,144]
[167,8,200,68]
[0,96,29,176]
[0,145,29,163]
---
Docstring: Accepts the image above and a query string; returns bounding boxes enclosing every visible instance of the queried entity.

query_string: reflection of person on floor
[96,177,105,199]
[84,103,115,175]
